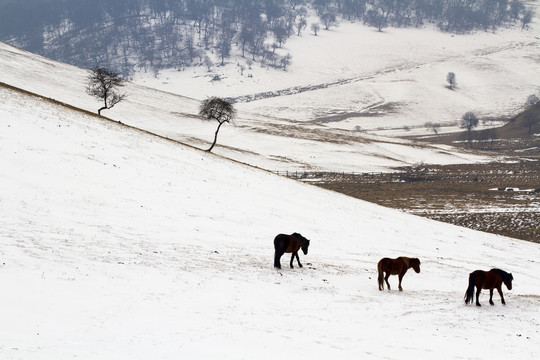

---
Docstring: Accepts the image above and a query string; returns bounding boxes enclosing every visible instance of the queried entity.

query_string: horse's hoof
[490,302,494,306]
[299,264,303,268]
[476,304,481,307]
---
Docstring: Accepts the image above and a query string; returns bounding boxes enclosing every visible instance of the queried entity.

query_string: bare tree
[425,121,441,135]
[310,22,320,36]
[367,9,387,32]
[320,8,338,30]
[86,67,126,115]
[460,111,479,142]
[296,17,307,36]
[280,53,292,70]
[446,72,457,90]
[237,25,253,58]
[204,55,213,71]
[216,38,231,65]
[526,94,539,107]
[521,9,534,30]
[199,97,236,152]
[272,20,289,47]
[431,122,441,136]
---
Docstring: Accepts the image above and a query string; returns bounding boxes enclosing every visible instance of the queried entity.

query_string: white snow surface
[0,40,496,173]
[1,82,540,359]
[1,12,540,359]
[134,18,540,137]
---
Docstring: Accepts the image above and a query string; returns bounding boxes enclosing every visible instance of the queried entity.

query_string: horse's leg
[384,273,391,290]
[398,273,404,291]
[290,252,296,268]
[497,286,506,305]
[274,251,282,269]
[295,252,303,268]
[489,289,495,305]
[475,286,482,306]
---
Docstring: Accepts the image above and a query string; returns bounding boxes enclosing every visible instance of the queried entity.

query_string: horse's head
[301,240,310,255]
[504,273,513,290]
[411,258,421,273]
[294,233,310,255]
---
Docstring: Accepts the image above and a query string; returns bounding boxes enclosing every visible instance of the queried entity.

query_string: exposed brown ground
[291,106,540,242]
[306,160,539,242]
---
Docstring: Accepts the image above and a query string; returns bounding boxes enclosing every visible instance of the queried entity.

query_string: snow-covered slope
[1,82,539,359]
[0,42,494,173]
[135,18,540,137]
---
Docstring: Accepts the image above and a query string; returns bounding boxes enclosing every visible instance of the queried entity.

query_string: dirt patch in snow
[289,160,540,242]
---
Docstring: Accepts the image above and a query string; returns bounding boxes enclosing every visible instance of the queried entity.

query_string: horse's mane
[400,257,420,267]
[492,268,512,281]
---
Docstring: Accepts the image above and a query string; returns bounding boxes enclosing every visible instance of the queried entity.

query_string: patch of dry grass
[298,160,540,242]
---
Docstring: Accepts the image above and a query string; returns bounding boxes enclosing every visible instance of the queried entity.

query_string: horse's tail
[377,260,384,290]
[464,272,476,305]
[273,235,283,269]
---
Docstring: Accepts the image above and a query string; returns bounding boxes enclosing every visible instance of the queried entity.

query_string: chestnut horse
[464,268,513,306]
[377,257,421,291]
[273,233,310,269]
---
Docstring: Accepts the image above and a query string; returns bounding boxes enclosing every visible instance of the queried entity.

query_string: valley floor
[291,159,540,242]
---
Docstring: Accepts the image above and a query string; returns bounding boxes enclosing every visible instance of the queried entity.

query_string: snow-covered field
[1,7,540,359]
[5,7,538,172]
[134,15,540,137]
[0,41,501,173]
[1,83,539,360]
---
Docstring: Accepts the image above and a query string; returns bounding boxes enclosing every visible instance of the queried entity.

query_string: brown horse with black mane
[377,257,421,291]
[274,233,310,269]
[464,268,513,306]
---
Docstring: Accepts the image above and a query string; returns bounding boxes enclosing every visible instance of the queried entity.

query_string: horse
[464,268,513,306]
[273,233,310,269]
[377,257,421,291]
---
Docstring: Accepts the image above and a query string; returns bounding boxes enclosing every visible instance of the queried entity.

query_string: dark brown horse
[464,268,513,306]
[377,257,421,291]
[274,233,310,269]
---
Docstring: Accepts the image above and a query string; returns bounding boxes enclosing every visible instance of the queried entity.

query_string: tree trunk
[98,96,108,115]
[207,121,224,152]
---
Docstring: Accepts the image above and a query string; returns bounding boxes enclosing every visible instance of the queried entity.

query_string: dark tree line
[0,0,301,77]
[324,0,534,33]
[0,0,534,77]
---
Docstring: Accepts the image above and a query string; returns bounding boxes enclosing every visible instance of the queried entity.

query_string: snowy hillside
[1,81,539,359]
[135,15,540,137]
[0,42,495,173]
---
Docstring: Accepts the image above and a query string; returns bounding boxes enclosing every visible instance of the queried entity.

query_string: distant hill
[498,101,540,138]
[0,0,534,77]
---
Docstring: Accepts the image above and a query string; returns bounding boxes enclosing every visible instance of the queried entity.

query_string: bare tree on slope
[199,97,236,152]
[86,67,126,115]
